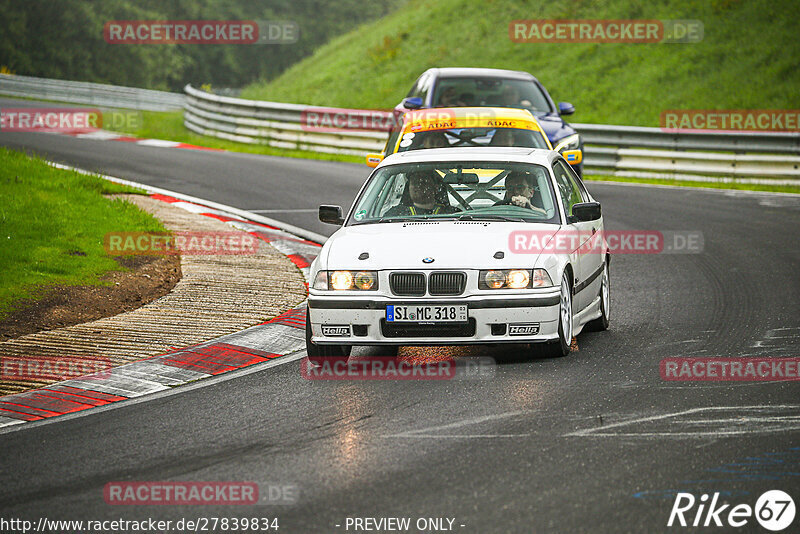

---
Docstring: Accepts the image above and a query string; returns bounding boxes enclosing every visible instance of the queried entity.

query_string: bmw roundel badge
[422,257,435,264]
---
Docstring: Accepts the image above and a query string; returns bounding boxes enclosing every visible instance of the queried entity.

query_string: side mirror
[558,102,575,115]
[365,154,383,167]
[319,205,344,225]
[571,202,601,222]
[402,97,424,110]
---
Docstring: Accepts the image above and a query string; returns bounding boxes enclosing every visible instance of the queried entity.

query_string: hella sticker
[509,323,540,335]
[321,325,351,337]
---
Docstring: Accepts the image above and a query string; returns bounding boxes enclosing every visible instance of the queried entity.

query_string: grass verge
[240,0,800,128]
[0,147,167,320]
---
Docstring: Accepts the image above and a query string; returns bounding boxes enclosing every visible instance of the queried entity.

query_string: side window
[408,73,431,99]
[383,117,404,154]
[560,158,591,201]
[552,161,584,218]
[417,74,434,103]
[406,76,422,97]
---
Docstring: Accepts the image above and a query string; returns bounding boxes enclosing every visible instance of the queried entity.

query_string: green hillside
[241,0,800,126]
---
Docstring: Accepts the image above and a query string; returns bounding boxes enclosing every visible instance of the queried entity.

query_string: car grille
[428,272,466,296]
[381,318,476,338]
[389,272,426,296]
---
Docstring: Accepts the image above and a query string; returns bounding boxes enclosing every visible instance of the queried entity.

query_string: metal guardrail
[183,85,800,182]
[0,74,185,111]
[183,84,387,156]
[573,122,800,154]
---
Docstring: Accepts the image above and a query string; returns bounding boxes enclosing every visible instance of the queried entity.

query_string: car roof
[400,107,546,133]
[427,67,536,81]
[377,147,557,168]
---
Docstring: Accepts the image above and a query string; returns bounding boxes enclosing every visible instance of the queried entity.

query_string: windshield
[348,161,561,225]
[396,127,550,152]
[432,77,553,113]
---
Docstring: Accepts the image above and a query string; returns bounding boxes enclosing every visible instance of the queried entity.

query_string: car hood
[321,221,559,270]
[530,112,575,145]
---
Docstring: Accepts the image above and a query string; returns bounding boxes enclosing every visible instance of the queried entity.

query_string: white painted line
[74,131,122,140]
[0,417,25,429]
[136,139,181,148]
[388,434,531,438]
[61,375,170,398]
[220,322,306,356]
[566,405,800,438]
[108,361,211,386]
[169,200,247,220]
[678,416,800,424]
[384,411,531,439]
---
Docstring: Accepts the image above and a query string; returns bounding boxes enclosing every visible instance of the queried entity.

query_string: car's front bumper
[307,291,561,346]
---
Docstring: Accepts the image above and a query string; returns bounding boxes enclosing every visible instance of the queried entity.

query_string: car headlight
[554,133,581,153]
[483,270,506,289]
[313,270,378,291]
[479,269,552,289]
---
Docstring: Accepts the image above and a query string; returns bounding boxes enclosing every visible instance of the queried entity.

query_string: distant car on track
[393,68,584,175]
[307,147,609,362]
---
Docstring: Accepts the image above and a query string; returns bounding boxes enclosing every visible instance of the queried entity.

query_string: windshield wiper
[457,214,527,222]
[374,216,432,223]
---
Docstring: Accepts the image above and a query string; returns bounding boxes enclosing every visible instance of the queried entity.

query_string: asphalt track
[1,101,800,532]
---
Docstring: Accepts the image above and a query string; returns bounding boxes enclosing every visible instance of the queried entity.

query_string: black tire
[305,312,351,365]
[535,273,573,358]
[586,260,610,332]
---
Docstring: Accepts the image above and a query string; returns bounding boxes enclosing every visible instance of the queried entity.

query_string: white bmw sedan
[306,147,609,361]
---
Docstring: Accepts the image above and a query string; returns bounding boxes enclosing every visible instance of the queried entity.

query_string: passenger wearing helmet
[385,170,457,216]
[495,171,546,214]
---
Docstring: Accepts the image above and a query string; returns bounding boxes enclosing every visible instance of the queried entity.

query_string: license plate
[386,305,468,323]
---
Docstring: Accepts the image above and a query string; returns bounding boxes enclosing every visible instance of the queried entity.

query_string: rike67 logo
[668,490,795,531]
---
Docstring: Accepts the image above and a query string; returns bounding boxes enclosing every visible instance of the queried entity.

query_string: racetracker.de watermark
[103,481,268,506]
[1,356,112,381]
[0,108,142,133]
[661,109,800,132]
[661,358,800,381]
[509,19,703,43]
[300,107,397,133]
[301,356,495,380]
[104,232,259,256]
[509,230,703,255]
[104,20,298,44]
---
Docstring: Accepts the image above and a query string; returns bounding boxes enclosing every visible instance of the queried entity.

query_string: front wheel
[305,311,351,365]
[586,261,610,331]
[536,273,573,358]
